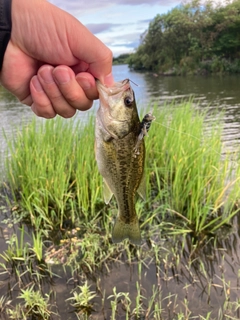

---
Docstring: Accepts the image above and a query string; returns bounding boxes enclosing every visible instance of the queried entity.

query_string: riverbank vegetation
[0,102,240,319]
[128,0,240,75]
[113,53,132,65]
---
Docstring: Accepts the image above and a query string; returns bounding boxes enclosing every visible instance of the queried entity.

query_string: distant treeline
[113,53,132,65]
[126,0,240,75]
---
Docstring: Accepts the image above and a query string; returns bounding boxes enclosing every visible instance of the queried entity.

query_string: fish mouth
[96,79,131,96]
[96,78,134,128]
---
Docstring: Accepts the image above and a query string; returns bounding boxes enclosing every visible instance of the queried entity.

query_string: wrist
[0,0,12,69]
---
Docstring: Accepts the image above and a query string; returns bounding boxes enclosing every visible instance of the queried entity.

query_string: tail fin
[112,216,141,245]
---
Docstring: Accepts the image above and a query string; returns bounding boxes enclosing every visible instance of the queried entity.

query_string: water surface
[1,65,240,319]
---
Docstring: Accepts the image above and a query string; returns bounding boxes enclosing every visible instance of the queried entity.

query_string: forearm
[0,0,12,69]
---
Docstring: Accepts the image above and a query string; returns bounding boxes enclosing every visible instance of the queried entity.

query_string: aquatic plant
[66,282,97,316]
[18,285,52,319]
[145,102,240,235]
[1,100,240,319]
[4,101,240,237]
[4,114,101,232]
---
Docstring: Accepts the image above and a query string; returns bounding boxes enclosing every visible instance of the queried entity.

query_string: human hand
[0,0,114,118]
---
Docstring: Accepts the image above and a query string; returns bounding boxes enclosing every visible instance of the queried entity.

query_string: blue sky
[49,0,226,57]
[48,0,183,56]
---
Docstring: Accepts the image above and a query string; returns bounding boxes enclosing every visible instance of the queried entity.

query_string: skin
[0,0,114,118]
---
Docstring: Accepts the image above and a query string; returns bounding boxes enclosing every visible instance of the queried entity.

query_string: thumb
[67,21,114,86]
[88,55,114,86]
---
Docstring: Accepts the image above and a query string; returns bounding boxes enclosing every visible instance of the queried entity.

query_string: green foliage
[67,282,97,316]
[146,102,240,234]
[128,0,240,74]
[4,102,240,238]
[113,53,133,65]
[18,286,51,319]
[4,115,101,231]
[0,226,29,263]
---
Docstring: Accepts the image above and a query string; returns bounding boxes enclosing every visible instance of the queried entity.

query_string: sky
[49,0,227,57]
[48,0,184,56]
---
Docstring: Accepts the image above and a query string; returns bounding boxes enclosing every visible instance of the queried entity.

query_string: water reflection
[1,228,240,319]
[113,65,240,109]
[113,65,240,152]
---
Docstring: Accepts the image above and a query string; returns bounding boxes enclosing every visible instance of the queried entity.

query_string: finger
[38,65,77,118]
[52,66,93,111]
[30,76,56,118]
[75,72,98,101]
[20,94,33,106]
[0,41,37,105]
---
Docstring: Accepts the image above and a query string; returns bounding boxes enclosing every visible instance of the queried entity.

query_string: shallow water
[1,65,240,319]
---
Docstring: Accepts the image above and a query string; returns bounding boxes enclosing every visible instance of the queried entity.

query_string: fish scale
[95,79,150,245]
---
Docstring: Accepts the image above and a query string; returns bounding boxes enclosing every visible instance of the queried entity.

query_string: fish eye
[124,96,133,107]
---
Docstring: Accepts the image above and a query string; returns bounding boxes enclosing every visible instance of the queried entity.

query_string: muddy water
[1,65,240,319]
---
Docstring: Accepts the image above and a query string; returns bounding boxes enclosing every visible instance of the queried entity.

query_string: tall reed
[145,102,240,233]
[3,101,240,235]
[4,115,101,231]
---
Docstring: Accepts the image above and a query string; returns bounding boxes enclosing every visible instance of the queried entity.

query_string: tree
[128,0,240,73]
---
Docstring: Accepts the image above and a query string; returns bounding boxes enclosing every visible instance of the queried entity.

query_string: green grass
[3,114,102,233]
[4,102,240,237]
[144,102,240,235]
[1,100,240,319]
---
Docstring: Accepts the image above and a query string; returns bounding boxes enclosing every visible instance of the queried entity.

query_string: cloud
[104,32,141,50]
[49,0,229,16]
[112,40,140,49]
[118,0,178,5]
[139,18,154,24]
[49,0,180,15]
[85,23,120,34]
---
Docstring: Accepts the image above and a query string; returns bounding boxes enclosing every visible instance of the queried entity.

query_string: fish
[95,79,154,245]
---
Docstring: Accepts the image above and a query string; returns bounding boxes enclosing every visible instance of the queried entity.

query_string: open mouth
[97,79,131,96]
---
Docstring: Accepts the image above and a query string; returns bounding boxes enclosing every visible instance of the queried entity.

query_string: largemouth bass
[95,79,154,245]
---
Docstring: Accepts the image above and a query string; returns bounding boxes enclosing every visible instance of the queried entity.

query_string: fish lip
[96,78,131,96]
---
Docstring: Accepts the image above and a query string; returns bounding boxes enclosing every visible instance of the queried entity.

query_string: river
[1,64,240,319]
[1,64,240,157]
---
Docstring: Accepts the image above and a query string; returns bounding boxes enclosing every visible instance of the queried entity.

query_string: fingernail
[32,76,43,92]
[53,68,71,84]
[103,72,114,86]
[39,67,54,84]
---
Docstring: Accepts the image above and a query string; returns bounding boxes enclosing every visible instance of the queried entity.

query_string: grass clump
[145,102,240,235]
[67,282,97,317]
[4,115,101,233]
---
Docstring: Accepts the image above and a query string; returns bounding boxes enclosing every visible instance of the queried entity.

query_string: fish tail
[112,216,141,245]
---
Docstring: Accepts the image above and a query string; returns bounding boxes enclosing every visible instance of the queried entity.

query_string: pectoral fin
[137,174,146,200]
[103,179,113,204]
